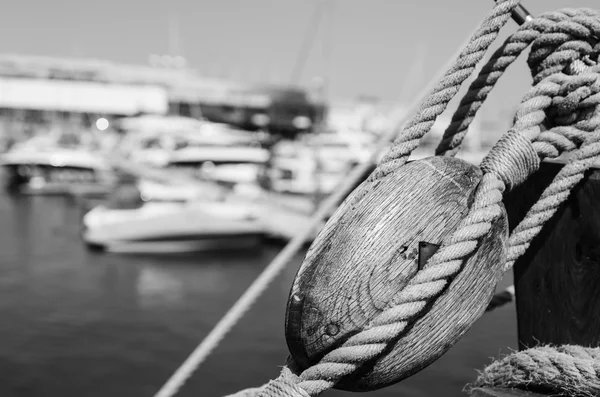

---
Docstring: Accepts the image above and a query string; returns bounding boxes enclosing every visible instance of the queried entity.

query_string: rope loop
[469,9,600,193]
[435,7,600,158]
[368,0,522,180]
[480,130,540,190]
[226,5,600,397]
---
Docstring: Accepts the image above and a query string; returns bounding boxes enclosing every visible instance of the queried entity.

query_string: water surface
[0,194,517,397]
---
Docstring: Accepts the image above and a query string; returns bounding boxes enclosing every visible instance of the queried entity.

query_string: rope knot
[526,69,600,159]
[546,71,600,126]
[480,130,540,190]
[527,9,600,84]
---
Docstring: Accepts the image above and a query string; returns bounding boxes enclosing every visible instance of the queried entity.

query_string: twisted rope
[433,8,600,272]
[501,59,600,272]
[370,0,521,181]
[227,368,310,397]
[239,7,600,397]
[435,8,600,157]
[471,345,600,397]
[222,5,600,397]
[505,131,600,270]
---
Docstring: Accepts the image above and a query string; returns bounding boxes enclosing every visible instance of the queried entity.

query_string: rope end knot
[480,129,540,191]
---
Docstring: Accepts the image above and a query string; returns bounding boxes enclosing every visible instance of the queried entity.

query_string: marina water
[0,193,517,397]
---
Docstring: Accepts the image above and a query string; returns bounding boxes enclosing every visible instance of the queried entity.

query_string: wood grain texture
[470,387,547,397]
[505,162,600,349]
[285,156,508,390]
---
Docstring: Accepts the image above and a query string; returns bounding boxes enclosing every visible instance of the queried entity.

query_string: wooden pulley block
[285,156,508,391]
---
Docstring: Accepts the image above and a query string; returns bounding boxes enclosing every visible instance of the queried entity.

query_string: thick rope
[226,368,310,397]
[430,8,600,273]
[435,8,600,157]
[505,131,600,271]
[503,63,600,272]
[224,1,600,396]
[370,0,521,180]
[471,345,600,397]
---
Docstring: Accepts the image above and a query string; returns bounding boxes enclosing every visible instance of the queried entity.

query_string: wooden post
[472,160,600,396]
[505,160,600,350]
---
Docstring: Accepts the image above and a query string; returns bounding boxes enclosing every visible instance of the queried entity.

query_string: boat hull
[81,201,265,254]
[87,235,264,254]
[1,164,113,196]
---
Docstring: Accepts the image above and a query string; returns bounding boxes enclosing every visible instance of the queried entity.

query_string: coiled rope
[219,2,600,396]
[472,345,600,397]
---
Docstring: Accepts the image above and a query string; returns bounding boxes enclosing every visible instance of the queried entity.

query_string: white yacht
[165,145,270,186]
[81,183,264,254]
[266,128,378,195]
[0,142,113,195]
[118,114,271,186]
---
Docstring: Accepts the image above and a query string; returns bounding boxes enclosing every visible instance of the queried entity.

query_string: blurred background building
[0,53,328,142]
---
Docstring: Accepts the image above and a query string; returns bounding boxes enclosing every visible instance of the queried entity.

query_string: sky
[0,0,596,129]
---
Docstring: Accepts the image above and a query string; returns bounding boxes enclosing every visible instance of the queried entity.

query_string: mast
[168,12,183,59]
[167,12,185,117]
[289,0,327,85]
[311,0,335,211]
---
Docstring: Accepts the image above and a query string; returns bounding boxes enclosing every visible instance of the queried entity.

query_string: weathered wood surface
[470,387,547,397]
[285,156,508,391]
[505,162,600,350]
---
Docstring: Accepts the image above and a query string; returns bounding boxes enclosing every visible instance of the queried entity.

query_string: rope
[370,0,521,181]
[505,131,600,271]
[226,4,600,397]
[503,72,600,270]
[435,8,600,156]
[226,368,310,397]
[471,345,600,397]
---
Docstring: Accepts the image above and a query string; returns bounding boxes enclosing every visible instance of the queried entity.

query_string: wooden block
[470,387,548,397]
[285,156,508,391]
[505,162,600,349]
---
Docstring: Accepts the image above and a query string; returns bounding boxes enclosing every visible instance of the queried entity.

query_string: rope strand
[471,345,600,397]
[372,0,521,179]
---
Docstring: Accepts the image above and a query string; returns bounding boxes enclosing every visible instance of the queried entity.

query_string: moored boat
[80,182,264,254]
[0,147,113,195]
[165,145,270,186]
